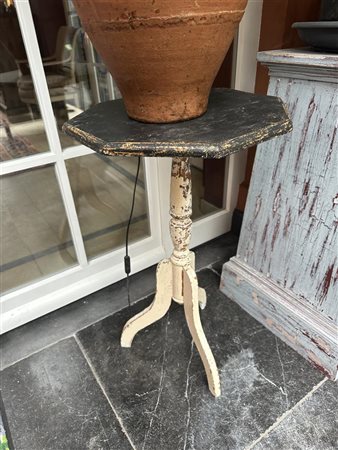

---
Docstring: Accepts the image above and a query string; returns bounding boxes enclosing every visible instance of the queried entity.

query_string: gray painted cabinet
[221,49,337,379]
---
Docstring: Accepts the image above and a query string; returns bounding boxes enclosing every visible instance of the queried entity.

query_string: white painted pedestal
[121,157,221,397]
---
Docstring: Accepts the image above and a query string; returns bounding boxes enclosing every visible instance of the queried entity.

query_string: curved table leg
[189,251,207,310]
[198,287,207,310]
[121,259,172,347]
[183,267,221,397]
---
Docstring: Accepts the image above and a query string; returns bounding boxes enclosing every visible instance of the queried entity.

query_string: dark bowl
[292,21,338,52]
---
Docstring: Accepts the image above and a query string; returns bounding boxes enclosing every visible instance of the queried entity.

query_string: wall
[236,0,321,213]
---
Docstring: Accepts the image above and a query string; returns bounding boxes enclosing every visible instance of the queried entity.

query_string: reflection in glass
[0,165,77,293]
[0,0,119,161]
[66,154,150,260]
[0,3,50,160]
[27,0,120,149]
[191,158,226,221]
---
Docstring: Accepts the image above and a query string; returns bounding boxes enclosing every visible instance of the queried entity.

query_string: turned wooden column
[170,158,192,262]
[169,158,206,305]
[170,157,193,303]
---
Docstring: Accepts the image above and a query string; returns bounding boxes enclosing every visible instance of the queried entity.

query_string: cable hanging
[124,156,141,309]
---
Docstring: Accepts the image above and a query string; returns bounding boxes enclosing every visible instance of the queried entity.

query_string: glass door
[0,0,263,333]
[0,0,163,333]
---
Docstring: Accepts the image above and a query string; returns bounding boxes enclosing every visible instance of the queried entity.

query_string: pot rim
[293,21,338,29]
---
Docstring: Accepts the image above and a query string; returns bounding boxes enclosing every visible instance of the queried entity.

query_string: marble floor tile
[1,338,131,450]
[77,269,324,450]
[0,264,157,369]
[211,242,238,275]
[194,232,238,271]
[252,380,338,450]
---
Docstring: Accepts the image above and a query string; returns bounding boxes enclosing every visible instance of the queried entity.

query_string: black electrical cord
[124,156,141,309]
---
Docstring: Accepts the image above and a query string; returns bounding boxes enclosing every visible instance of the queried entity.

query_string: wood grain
[221,49,338,380]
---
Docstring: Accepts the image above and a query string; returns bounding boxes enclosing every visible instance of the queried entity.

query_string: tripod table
[63,88,292,397]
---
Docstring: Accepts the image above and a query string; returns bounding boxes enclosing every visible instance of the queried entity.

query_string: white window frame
[0,0,165,333]
[1,0,263,333]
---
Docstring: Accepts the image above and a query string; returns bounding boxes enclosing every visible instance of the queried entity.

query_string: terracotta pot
[73,0,248,123]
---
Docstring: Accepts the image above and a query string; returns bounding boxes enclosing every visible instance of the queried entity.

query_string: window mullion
[14,0,88,267]
[0,153,57,176]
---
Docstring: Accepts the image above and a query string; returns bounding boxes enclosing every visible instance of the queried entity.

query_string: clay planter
[73,0,248,123]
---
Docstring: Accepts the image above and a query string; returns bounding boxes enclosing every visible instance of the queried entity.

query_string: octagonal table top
[63,89,292,159]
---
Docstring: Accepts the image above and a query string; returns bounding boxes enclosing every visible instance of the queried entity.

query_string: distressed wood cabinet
[221,49,338,379]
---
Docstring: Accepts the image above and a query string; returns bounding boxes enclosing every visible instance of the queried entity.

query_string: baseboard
[221,257,338,380]
[231,209,244,237]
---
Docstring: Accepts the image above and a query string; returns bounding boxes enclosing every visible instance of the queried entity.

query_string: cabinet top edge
[257,48,338,69]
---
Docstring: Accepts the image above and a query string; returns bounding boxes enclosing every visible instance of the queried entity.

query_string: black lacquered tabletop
[63,89,292,158]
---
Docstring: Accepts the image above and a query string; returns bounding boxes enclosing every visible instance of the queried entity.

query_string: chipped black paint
[62,89,292,159]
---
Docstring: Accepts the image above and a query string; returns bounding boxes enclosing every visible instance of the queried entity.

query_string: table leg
[189,251,207,309]
[183,267,220,397]
[121,259,172,347]
[120,157,220,397]
[173,251,207,309]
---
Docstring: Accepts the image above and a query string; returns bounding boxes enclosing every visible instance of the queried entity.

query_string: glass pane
[190,42,233,222]
[1,165,77,293]
[191,158,226,221]
[66,154,150,260]
[0,3,50,160]
[27,0,120,150]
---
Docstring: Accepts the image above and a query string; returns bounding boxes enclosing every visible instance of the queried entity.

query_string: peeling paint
[273,184,282,217]
[298,179,310,215]
[62,89,292,159]
[318,263,335,305]
[221,50,338,380]
[302,331,334,357]
[283,207,292,237]
[236,276,243,286]
[307,351,332,378]
[252,292,260,305]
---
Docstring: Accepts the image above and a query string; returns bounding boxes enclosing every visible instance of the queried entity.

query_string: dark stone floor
[1,233,337,450]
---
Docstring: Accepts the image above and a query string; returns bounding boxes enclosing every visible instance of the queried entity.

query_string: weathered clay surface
[73,0,248,123]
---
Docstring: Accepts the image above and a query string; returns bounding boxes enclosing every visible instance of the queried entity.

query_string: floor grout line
[0,289,157,371]
[74,334,137,450]
[1,262,221,371]
[0,336,71,371]
[74,290,156,336]
[245,377,327,449]
[207,265,222,277]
